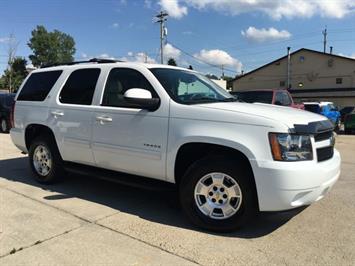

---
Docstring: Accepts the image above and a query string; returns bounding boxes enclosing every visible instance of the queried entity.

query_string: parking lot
[0,133,354,265]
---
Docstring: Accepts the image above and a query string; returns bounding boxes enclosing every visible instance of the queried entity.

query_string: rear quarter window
[17,71,63,101]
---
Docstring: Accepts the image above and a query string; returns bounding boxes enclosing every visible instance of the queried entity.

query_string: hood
[194,102,328,129]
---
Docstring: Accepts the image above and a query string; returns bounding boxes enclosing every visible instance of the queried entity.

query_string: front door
[92,67,169,180]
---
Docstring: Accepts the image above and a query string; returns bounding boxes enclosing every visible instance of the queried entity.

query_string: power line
[167,42,238,74]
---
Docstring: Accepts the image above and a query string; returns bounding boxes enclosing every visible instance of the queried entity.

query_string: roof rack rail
[41,58,124,68]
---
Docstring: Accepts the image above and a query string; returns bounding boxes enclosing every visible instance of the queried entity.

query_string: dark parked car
[339,106,355,122]
[231,89,304,109]
[344,112,355,134]
[0,93,15,133]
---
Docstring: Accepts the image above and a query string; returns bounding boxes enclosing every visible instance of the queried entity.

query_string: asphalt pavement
[0,133,354,265]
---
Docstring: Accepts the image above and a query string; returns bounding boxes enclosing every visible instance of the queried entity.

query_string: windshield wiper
[184,97,241,104]
[220,97,238,102]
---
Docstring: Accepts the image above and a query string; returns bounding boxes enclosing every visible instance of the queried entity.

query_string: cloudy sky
[0,0,354,76]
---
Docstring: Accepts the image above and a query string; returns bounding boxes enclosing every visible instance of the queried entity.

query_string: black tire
[179,156,257,232]
[0,117,9,133]
[28,135,64,184]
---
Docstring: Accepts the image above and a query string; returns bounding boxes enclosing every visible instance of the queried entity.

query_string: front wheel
[179,157,257,232]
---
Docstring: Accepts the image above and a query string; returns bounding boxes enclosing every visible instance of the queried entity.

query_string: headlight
[269,133,313,161]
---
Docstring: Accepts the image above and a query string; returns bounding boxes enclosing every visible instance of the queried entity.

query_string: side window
[281,92,292,106]
[59,68,100,105]
[275,92,283,105]
[17,71,62,101]
[102,68,158,108]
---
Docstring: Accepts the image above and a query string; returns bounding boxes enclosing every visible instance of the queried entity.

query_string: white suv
[10,59,341,232]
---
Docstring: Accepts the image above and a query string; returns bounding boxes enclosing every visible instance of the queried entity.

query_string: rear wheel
[179,156,257,232]
[0,118,9,133]
[28,136,64,183]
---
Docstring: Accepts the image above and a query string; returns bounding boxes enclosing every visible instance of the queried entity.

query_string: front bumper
[252,149,341,211]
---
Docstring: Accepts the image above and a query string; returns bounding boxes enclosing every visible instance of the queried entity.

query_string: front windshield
[150,68,236,104]
[328,104,337,111]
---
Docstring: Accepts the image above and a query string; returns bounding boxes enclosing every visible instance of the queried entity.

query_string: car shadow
[0,157,306,239]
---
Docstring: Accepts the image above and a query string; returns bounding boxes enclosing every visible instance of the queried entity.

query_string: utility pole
[221,65,224,79]
[322,26,327,53]
[287,47,291,89]
[155,11,168,64]
[7,33,19,93]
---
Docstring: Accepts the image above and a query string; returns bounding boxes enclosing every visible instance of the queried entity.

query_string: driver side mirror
[124,88,160,111]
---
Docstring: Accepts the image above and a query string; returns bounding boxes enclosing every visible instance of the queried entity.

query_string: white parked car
[10,59,341,232]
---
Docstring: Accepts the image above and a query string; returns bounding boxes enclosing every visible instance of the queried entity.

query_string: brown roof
[232,48,355,82]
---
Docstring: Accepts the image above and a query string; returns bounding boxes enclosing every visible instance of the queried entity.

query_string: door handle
[51,110,64,118]
[96,115,113,123]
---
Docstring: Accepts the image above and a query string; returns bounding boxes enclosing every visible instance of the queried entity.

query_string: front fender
[165,118,273,183]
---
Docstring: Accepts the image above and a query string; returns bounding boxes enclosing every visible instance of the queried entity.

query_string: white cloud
[338,52,355,59]
[162,0,355,20]
[144,0,152,9]
[194,49,242,72]
[241,27,291,43]
[111,22,119,28]
[121,52,156,64]
[97,53,116,60]
[81,53,88,59]
[0,37,10,43]
[163,43,181,61]
[134,52,156,63]
[158,0,188,19]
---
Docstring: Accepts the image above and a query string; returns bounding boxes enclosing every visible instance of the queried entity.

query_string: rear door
[48,68,101,166]
[91,67,169,180]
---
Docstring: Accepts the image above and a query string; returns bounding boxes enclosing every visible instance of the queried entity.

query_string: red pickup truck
[231,89,304,109]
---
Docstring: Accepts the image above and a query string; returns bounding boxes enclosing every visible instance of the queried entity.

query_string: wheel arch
[24,124,59,153]
[173,140,256,184]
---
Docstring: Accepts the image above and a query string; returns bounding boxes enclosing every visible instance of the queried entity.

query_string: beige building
[232,48,355,107]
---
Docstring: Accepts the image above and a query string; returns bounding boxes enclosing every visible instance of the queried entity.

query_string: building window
[280,81,285,87]
[299,56,305,63]
[336,78,343,84]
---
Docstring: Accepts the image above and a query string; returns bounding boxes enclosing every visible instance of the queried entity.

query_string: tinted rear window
[17,71,62,101]
[234,91,273,104]
[59,68,100,105]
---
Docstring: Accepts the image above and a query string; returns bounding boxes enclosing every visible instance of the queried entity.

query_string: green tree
[221,75,234,81]
[206,74,218,80]
[28,25,76,67]
[167,58,177,66]
[0,57,27,92]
